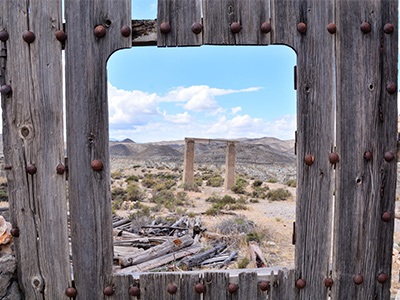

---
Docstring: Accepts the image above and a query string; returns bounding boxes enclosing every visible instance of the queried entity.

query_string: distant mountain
[110,144,135,157]
[121,138,135,143]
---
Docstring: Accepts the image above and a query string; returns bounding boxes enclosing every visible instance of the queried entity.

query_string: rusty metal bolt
[327,23,337,34]
[231,22,242,34]
[191,22,203,34]
[383,23,394,34]
[384,152,394,162]
[364,151,372,161]
[65,287,77,297]
[377,273,388,284]
[297,22,307,33]
[94,25,106,38]
[227,283,238,294]
[261,22,271,34]
[160,22,171,34]
[329,152,339,164]
[382,212,391,222]
[360,22,371,34]
[11,227,19,237]
[56,163,65,175]
[386,83,397,94]
[120,25,131,37]
[167,284,177,294]
[23,30,36,43]
[26,164,37,175]
[304,154,314,166]
[296,279,306,289]
[103,286,114,296]
[129,286,140,296]
[324,278,334,288]
[1,85,11,95]
[353,274,363,285]
[0,30,9,42]
[91,160,103,171]
[55,30,67,42]
[259,281,270,291]
[194,283,205,294]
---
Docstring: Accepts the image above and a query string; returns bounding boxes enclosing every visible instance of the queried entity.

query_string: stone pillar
[183,139,195,188]
[224,142,236,190]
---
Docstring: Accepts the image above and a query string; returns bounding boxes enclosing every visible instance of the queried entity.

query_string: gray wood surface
[270,269,298,299]
[108,274,135,300]
[332,1,398,299]
[65,0,131,299]
[0,0,71,299]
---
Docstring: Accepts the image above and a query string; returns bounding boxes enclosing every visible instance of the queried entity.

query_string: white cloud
[231,107,242,115]
[163,111,192,124]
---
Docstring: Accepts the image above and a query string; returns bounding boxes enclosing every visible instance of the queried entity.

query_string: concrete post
[183,139,195,188]
[224,142,236,190]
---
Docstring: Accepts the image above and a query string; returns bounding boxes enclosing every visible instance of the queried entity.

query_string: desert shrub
[126,174,139,183]
[252,180,263,188]
[246,231,265,243]
[251,187,268,199]
[151,190,175,204]
[206,175,223,187]
[194,177,203,187]
[236,177,248,187]
[153,183,167,192]
[176,191,188,202]
[267,178,277,183]
[111,171,122,179]
[249,199,259,203]
[188,212,196,218]
[216,216,255,235]
[205,206,221,216]
[164,179,177,189]
[126,183,146,201]
[238,257,250,269]
[266,188,292,201]
[0,187,8,202]
[286,179,296,188]
[141,177,158,188]
[112,198,124,211]
[231,177,249,194]
[111,187,127,203]
[158,173,177,180]
[206,195,247,211]
[180,182,200,192]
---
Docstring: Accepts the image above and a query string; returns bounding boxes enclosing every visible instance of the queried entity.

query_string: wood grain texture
[332,0,398,299]
[270,269,298,299]
[157,0,202,47]
[0,0,71,298]
[108,274,135,300]
[238,272,259,300]
[65,0,131,299]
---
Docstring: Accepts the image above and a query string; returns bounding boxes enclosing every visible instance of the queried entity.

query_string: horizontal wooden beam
[132,20,157,46]
[185,137,240,144]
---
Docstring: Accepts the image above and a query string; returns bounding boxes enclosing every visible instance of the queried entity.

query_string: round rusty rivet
[0,30,9,42]
[129,286,140,296]
[23,31,35,43]
[94,25,106,38]
[1,85,11,95]
[26,164,37,175]
[194,283,205,294]
[56,163,65,175]
[377,273,388,284]
[259,281,270,291]
[296,279,306,289]
[384,152,394,162]
[327,23,337,34]
[353,274,363,285]
[364,151,372,161]
[91,160,103,171]
[386,83,397,94]
[227,283,238,294]
[120,25,131,37]
[11,227,19,237]
[167,284,177,294]
[329,152,339,164]
[55,30,67,42]
[382,212,391,222]
[65,287,77,297]
[231,22,242,34]
[191,22,203,34]
[103,286,114,296]
[304,154,314,166]
[160,22,171,34]
[383,23,394,34]
[297,22,307,33]
[324,278,334,288]
[261,22,272,34]
[360,22,371,34]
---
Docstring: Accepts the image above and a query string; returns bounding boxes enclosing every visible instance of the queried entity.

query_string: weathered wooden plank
[203,272,229,300]
[180,273,202,300]
[140,273,182,300]
[132,20,157,46]
[270,269,298,299]
[157,0,202,47]
[0,0,71,298]
[332,1,398,299]
[108,274,135,300]
[203,0,270,45]
[270,0,297,48]
[65,0,131,299]
[238,272,258,300]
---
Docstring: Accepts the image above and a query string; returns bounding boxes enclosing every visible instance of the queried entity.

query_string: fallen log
[219,251,238,268]
[112,218,131,228]
[141,225,188,231]
[249,241,267,268]
[179,243,226,270]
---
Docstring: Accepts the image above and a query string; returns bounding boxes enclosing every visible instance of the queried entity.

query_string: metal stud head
[353,274,363,285]
[384,152,394,162]
[103,286,114,296]
[231,22,242,34]
[261,22,271,34]
[26,164,37,175]
[11,227,19,237]
[227,283,238,294]
[360,22,371,34]
[382,212,391,222]
[259,281,270,291]
[327,23,337,34]
[23,31,36,43]
[329,152,339,164]
[297,22,307,33]
[129,286,140,296]
[296,279,306,289]
[56,30,67,42]
[1,85,11,95]
[160,22,171,34]
[0,30,9,42]
[91,160,103,171]
[364,151,372,161]
[167,284,177,294]
[324,278,334,288]
[65,287,77,297]
[121,25,131,37]
[56,163,65,175]
[191,22,203,34]
[304,154,314,166]
[94,25,106,38]
[383,23,394,34]
[386,83,397,94]
[194,283,205,294]
[377,273,388,284]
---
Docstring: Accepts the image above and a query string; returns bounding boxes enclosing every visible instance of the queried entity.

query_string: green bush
[267,178,277,183]
[194,177,203,187]
[246,231,265,243]
[126,174,139,183]
[141,177,158,188]
[0,187,8,202]
[251,187,268,199]
[231,177,249,194]
[249,199,259,203]
[266,188,292,201]
[151,190,175,204]
[126,183,146,201]
[238,257,250,269]
[111,171,122,179]
[286,179,296,188]
[206,195,247,211]
[206,175,223,187]
[252,180,263,187]
[235,177,248,187]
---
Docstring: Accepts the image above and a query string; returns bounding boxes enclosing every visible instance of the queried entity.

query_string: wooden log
[180,243,226,270]
[219,251,238,268]
[141,225,188,231]
[131,20,157,46]
[249,242,267,268]
[112,219,131,228]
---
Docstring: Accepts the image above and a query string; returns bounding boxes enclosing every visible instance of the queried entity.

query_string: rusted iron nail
[296,279,306,289]
[259,281,270,291]
[191,22,203,34]
[129,286,140,296]
[227,283,238,294]
[0,85,11,95]
[329,152,339,164]
[382,212,391,222]
[56,163,65,175]
[4,166,12,170]
[160,22,171,34]
[261,22,271,34]
[324,278,334,288]
[386,83,397,94]
[91,160,103,171]
[360,22,371,34]
[383,23,394,34]
[55,30,67,42]
[297,22,307,33]
[11,227,19,237]
[65,287,77,297]
[377,273,388,284]
[23,31,36,43]
[103,286,114,296]
[327,23,337,34]
[353,274,363,285]
[120,25,131,37]
[304,154,314,166]
[26,164,37,175]
[384,152,394,162]
[194,283,205,294]
[231,22,242,34]
[364,151,372,161]
[94,25,106,38]
[167,284,177,294]
[0,30,9,42]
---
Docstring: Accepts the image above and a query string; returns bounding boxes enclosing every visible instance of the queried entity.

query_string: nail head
[384,152,394,162]
[364,151,372,161]
[296,279,306,289]
[129,286,140,296]
[259,281,270,291]
[103,286,114,296]
[354,274,363,285]
[167,284,177,294]
[382,212,391,222]
[26,164,37,175]
[55,30,67,42]
[91,160,103,171]
[11,227,19,237]
[56,163,65,175]
[120,25,131,37]
[360,22,371,34]
[297,22,307,33]
[94,25,106,38]
[324,278,334,288]
[378,273,388,284]
[227,283,238,294]
[327,23,337,34]
[1,85,11,95]
[23,31,35,43]
[304,154,315,166]
[0,30,9,42]
[231,22,242,34]
[384,23,394,34]
[329,152,339,164]
[386,83,397,94]
[65,287,77,297]
[191,22,203,34]
[194,283,205,294]
[261,22,271,34]
[160,22,171,34]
